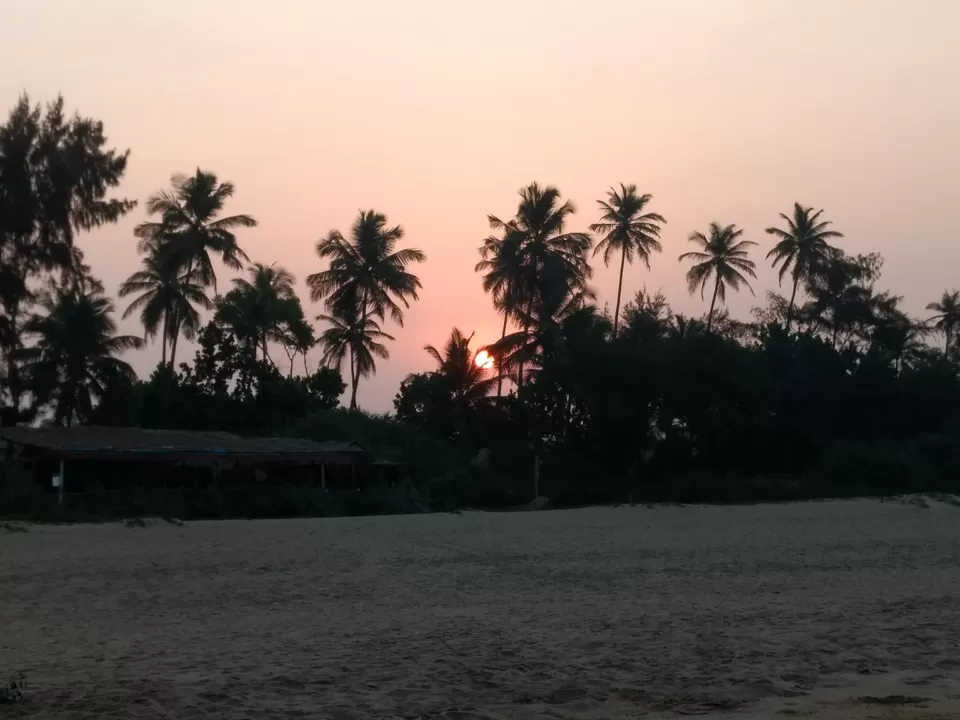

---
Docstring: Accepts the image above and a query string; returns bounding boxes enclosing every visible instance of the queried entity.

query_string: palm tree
[280,311,316,377]
[805,253,873,349]
[134,169,257,365]
[422,328,497,413]
[679,223,757,330]
[765,203,843,332]
[496,183,593,305]
[235,262,296,300]
[475,227,525,395]
[926,290,960,351]
[871,311,930,375]
[118,251,212,367]
[215,263,301,366]
[307,210,425,407]
[489,261,596,383]
[23,289,142,426]
[316,308,394,409]
[483,183,593,388]
[590,185,666,337]
[231,262,298,362]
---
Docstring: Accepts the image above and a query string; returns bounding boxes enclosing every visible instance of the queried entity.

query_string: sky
[2,0,959,411]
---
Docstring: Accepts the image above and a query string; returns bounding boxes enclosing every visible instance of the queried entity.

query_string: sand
[3,498,960,719]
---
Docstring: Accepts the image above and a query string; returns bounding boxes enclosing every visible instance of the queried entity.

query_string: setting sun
[474,350,494,370]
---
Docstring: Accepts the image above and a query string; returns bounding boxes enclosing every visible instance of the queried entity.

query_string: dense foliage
[4,96,960,515]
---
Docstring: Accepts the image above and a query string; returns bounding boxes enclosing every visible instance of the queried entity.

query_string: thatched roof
[0,426,368,462]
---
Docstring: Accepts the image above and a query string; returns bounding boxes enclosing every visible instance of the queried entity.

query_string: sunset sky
[3,0,959,411]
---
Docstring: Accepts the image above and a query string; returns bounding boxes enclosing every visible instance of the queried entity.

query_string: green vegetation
[4,94,960,517]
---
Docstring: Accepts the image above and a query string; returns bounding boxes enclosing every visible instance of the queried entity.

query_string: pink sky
[3,0,959,411]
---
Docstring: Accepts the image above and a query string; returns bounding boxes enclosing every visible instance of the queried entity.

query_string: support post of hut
[58,458,65,506]
[320,463,327,491]
[533,452,539,500]
[351,462,357,492]
[211,460,222,514]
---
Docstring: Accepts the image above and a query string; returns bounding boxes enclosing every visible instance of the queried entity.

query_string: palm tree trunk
[161,310,168,367]
[261,337,275,367]
[163,316,178,426]
[169,257,195,370]
[786,271,800,333]
[348,345,358,410]
[169,324,180,369]
[61,380,75,428]
[497,312,508,397]
[518,298,532,390]
[613,245,626,338]
[946,326,952,353]
[350,288,369,410]
[707,275,721,331]
[303,352,309,377]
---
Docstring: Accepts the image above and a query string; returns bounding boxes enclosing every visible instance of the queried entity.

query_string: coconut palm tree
[804,253,874,349]
[422,328,497,413]
[590,185,666,337]
[232,262,298,362]
[475,227,525,395]
[234,262,296,300]
[307,210,424,406]
[765,203,843,332]
[316,308,394,409]
[118,251,212,367]
[871,309,930,375]
[493,183,594,308]
[679,223,757,331]
[134,169,256,366]
[307,210,424,324]
[926,290,960,352]
[215,263,300,365]
[23,289,142,426]
[280,308,316,377]
[483,183,593,388]
[489,258,596,383]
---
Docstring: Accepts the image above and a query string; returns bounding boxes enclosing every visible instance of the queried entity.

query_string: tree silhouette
[215,263,300,366]
[422,328,497,413]
[278,300,316,377]
[316,308,394,409]
[475,226,525,395]
[134,169,256,366]
[119,251,212,367]
[926,290,960,351]
[802,252,879,349]
[484,183,593,387]
[590,184,665,337]
[490,257,596,382]
[307,210,424,407]
[766,203,843,332]
[23,289,142,426]
[0,95,135,421]
[680,223,756,330]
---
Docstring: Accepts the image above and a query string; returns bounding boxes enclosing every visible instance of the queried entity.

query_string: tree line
[4,95,960,509]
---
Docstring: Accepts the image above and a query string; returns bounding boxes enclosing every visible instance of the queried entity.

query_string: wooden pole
[533,452,539,500]
[321,464,327,491]
[58,458,65,506]
[351,462,357,491]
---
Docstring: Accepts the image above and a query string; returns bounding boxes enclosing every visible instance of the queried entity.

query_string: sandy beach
[3,498,960,719]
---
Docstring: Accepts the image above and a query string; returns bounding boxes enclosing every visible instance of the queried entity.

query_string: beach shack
[0,426,385,513]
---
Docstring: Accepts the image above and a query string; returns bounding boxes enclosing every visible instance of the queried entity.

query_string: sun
[474,350,494,370]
